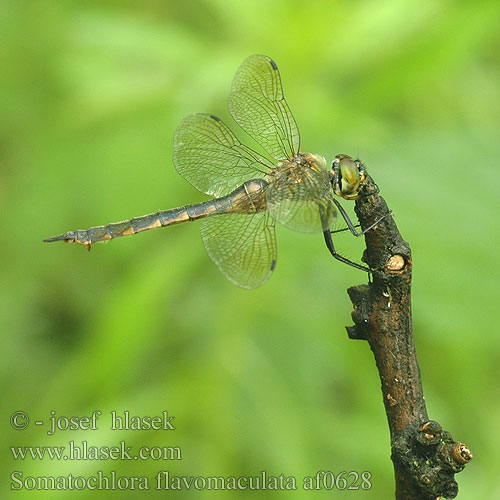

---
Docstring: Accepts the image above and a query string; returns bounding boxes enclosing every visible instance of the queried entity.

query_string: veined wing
[173,113,272,197]
[200,211,277,289]
[228,55,300,162]
[266,166,336,233]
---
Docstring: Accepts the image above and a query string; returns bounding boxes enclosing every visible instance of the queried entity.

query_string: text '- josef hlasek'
[10,410,175,435]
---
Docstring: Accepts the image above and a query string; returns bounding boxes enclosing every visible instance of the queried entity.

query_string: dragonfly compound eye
[338,156,363,198]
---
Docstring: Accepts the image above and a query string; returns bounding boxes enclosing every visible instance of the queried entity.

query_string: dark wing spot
[269,58,278,70]
[209,114,221,122]
[270,259,277,271]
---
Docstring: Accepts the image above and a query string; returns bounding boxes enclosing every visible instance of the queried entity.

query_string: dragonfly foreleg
[329,223,361,235]
[332,198,392,237]
[323,229,370,272]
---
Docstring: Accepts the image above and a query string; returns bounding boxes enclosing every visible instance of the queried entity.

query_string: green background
[2,0,499,498]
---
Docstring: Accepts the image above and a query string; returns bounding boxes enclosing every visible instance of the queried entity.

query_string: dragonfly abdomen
[43,179,268,250]
[44,202,220,250]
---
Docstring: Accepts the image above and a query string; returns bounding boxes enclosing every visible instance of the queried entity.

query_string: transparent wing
[228,54,300,161]
[266,166,337,233]
[200,212,277,289]
[173,113,272,197]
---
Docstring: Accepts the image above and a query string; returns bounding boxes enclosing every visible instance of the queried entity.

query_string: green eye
[340,157,359,185]
[333,155,365,199]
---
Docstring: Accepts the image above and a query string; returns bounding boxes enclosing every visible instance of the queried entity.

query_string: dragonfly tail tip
[43,234,67,243]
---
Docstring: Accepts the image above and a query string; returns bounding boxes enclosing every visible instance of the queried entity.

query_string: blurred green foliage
[1,0,499,498]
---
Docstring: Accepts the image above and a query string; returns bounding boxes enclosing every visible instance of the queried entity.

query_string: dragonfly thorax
[271,152,327,177]
[293,152,327,171]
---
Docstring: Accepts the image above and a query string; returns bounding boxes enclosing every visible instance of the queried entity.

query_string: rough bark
[345,169,472,499]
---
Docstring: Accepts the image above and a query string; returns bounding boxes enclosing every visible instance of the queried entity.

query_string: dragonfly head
[331,154,366,200]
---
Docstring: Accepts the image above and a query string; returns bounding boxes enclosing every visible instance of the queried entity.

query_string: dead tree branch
[345,169,472,499]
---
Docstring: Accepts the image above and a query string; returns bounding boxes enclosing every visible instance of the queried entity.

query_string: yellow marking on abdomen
[136,219,162,232]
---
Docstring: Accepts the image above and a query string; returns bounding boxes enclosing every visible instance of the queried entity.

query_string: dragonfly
[44,54,387,289]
